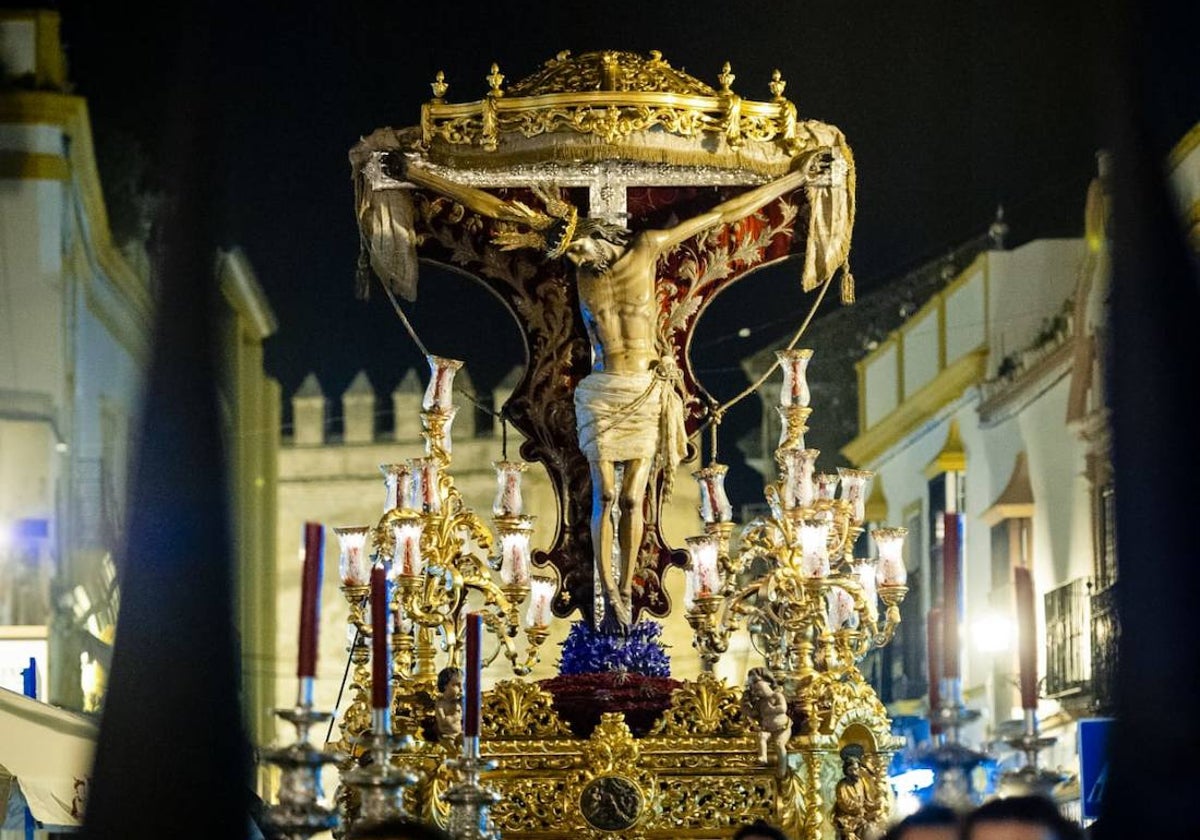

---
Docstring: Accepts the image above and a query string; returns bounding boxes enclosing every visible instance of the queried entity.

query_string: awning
[0,687,96,827]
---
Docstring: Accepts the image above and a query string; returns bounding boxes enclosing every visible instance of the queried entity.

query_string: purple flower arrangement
[542,620,680,737]
[557,620,673,678]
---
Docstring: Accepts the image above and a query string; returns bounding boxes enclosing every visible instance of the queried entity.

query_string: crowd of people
[332,793,1084,840]
[732,795,1085,840]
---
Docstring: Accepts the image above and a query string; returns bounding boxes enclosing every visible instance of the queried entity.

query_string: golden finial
[430,70,448,101]
[487,63,506,96]
[718,61,735,94]
[769,69,786,101]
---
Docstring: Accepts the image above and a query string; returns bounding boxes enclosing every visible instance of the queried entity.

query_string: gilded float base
[375,674,902,840]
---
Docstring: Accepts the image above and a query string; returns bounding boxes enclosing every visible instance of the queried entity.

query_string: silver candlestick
[262,678,343,839]
[923,677,990,810]
[933,675,982,744]
[999,709,1067,797]
[341,708,419,828]
[441,735,501,840]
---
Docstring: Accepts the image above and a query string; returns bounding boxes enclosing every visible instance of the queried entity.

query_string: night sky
[56,0,1107,428]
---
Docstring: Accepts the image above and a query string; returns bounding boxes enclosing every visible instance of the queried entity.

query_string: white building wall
[903,307,939,395]
[1,12,153,710]
[986,241,1082,377]
[864,341,898,427]
[0,176,66,401]
[944,268,986,363]
[847,232,1100,782]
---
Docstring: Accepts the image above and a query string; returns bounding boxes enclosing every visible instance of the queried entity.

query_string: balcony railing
[1045,577,1090,698]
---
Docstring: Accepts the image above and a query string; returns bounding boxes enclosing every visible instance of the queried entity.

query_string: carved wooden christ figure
[394,152,829,628]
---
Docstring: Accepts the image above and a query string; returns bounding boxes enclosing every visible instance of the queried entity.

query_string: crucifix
[359,147,844,629]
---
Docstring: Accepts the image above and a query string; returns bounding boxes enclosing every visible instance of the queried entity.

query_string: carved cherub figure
[433,667,463,741]
[741,668,792,777]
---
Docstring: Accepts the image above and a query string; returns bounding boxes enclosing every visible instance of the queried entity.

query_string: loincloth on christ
[573,363,687,498]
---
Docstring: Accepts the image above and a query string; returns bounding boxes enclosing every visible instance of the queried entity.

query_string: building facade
[216,248,282,750]
[0,14,281,743]
[842,160,1114,793]
[0,9,152,711]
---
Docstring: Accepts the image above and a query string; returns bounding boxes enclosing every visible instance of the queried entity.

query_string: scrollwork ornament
[650,671,749,738]
[482,680,571,739]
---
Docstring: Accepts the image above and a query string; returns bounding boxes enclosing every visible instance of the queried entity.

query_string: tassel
[840,267,855,304]
[355,247,373,300]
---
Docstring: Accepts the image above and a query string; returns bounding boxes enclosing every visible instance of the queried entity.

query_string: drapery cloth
[574,360,687,500]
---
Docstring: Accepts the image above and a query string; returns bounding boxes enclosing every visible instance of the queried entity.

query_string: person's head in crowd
[961,796,1083,840]
[732,818,792,840]
[346,817,453,840]
[881,804,959,840]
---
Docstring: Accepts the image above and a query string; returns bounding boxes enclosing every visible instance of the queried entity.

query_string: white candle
[776,348,813,407]
[814,472,840,502]
[333,525,371,587]
[826,585,858,629]
[873,528,908,586]
[838,468,873,523]
[855,560,879,622]
[526,578,555,627]
[380,463,415,513]
[391,520,425,578]
[492,460,527,517]
[422,355,463,412]
[778,448,816,511]
[500,531,532,586]
[693,464,734,524]
[799,520,830,578]
[685,535,721,605]
[412,457,442,514]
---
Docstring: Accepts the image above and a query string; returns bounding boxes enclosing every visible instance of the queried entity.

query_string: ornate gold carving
[431,70,448,101]
[769,69,787,102]
[486,63,505,96]
[357,674,901,840]
[489,777,573,835]
[650,671,749,738]
[717,61,736,94]
[506,50,718,97]
[481,680,571,739]
[581,713,641,773]
[657,773,776,828]
[420,50,810,158]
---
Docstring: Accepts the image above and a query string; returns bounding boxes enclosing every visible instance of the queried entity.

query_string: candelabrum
[334,355,556,748]
[260,678,344,839]
[998,708,1066,798]
[341,708,420,827]
[684,349,909,725]
[442,735,501,840]
[932,680,982,745]
[920,690,989,810]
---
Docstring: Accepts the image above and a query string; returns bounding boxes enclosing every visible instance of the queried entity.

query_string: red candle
[464,612,482,737]
[1014,566,1039,710]
[942,512,963,680]
[297,522,324,679]
[370,565,391,710]
[927,607,943,735]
